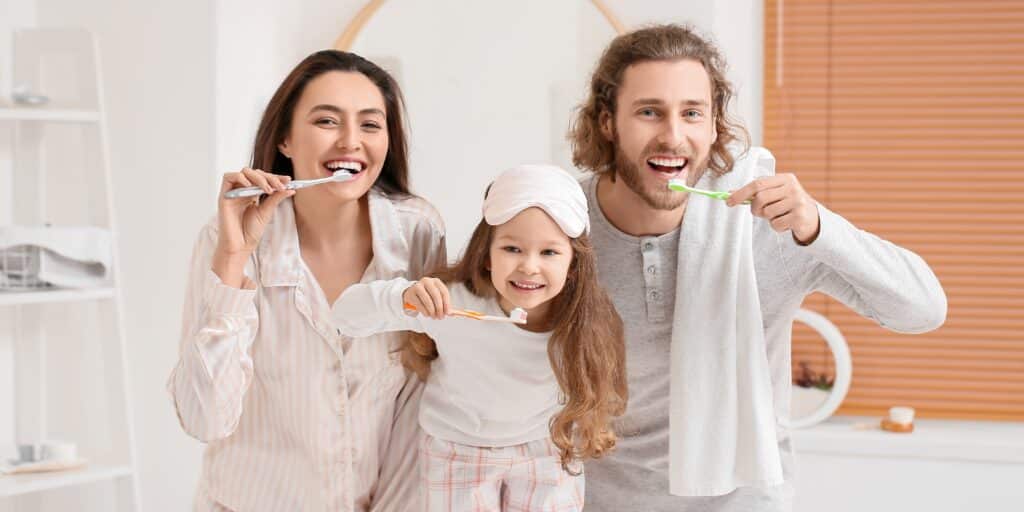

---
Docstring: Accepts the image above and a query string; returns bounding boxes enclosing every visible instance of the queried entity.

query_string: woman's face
[278,70,389,203]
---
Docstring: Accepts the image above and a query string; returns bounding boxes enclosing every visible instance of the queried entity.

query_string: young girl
[168,51,445,511]
[335,164,627,511]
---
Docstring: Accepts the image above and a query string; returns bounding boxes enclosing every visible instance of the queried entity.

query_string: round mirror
[338,0,623,253]
[787,308,852,428]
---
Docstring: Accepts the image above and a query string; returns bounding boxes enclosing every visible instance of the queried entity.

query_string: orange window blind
[765,0,1024,420]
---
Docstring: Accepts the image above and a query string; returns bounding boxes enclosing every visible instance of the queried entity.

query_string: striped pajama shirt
[168,192,446,511]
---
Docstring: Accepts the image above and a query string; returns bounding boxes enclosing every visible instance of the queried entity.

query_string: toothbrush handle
[224,181,302,199]
[223,176,330,199]
[224,172,352,198]
[224,186,268,199]
[403,303,482,320]
[449,310,484,320]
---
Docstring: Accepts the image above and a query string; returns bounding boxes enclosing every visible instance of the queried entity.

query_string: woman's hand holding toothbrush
[213,168,295,288]
[403,277,452,320]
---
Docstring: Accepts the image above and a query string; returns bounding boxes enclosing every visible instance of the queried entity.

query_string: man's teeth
[326,161,362,172]
[648,157,687,168]
[512,281,543,290]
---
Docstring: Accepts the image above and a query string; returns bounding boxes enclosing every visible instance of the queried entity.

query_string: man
[570,24,946,511]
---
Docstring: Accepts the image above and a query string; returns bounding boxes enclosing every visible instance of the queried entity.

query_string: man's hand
[727,173,821,245]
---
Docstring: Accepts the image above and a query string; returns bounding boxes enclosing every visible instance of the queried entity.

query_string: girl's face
[489,207,574,327]
[278,70,388,203]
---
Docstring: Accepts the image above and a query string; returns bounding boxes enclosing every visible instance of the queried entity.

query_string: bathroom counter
[792,415,1024,463]
[791,416,1024,512]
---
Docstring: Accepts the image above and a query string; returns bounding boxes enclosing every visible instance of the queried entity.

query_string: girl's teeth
[513,281,542,290]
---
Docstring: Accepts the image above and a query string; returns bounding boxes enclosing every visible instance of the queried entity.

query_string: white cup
[16,440,76,463]
[889,406,916,425]
[17,443,43,463]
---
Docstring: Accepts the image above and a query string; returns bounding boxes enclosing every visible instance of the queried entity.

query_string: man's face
[603,59,718,210]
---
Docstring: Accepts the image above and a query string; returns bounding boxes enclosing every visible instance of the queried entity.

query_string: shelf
[0,287,116,306]
[0,464,133,497]
[1,27,141,509]
[0,107,100,123]
[792,416,1024,464]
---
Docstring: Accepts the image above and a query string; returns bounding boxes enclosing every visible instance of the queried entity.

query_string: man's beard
[612,144,710,211]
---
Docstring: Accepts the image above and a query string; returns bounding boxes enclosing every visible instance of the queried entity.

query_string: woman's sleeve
[166,222,259,442]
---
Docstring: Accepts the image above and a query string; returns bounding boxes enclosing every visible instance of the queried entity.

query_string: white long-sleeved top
[335,280,562,448]
[167,191,446,512]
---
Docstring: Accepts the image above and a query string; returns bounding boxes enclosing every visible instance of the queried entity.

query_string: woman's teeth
[325,161,363,173]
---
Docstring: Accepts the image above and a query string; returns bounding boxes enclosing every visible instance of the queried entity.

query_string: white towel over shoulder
[669,146,784,496]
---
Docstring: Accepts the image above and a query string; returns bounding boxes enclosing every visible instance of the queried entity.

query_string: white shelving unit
[0,107,100,123]
[0,288,116,307]
[0,28,140,511]
[0,464,134,498]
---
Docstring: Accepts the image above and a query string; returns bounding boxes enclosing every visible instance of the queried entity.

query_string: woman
[168,50,445,511]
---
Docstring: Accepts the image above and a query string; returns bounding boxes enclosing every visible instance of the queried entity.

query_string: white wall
[30,0,215,510]
[0,0,36,97]
[347,0,618,250]
[214,0,365,174]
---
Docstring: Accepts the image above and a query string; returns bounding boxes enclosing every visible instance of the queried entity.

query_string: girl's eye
[502,246,521,253]
[316,118,339,126]
[362,122,382,131]
[541,249,560,256]
[685,109,704,119]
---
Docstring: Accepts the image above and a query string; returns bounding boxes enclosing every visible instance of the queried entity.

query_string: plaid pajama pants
[421,434,585,512]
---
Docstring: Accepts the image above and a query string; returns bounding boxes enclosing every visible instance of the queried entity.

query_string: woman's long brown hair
[402,218,627,473]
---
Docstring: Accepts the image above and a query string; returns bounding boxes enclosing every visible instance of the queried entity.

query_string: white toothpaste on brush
[508,307,528,324]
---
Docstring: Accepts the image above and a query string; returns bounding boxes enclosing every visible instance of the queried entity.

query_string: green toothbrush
[667,178,751,204]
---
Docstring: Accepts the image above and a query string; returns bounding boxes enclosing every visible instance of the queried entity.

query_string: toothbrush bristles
[509,308,528,324]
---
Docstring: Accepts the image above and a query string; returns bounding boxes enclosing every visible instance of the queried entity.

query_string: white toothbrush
[224,170,354,199]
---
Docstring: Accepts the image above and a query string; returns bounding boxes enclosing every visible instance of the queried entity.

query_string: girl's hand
[403,278,451,320]
[213,168,294,286]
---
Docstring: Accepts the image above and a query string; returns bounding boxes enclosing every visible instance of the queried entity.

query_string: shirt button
[647,265,656,275]
[643,242,654,251]
[650,290,659,300]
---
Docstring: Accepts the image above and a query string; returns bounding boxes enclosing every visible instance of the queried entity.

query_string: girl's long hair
[401,218,627,472]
